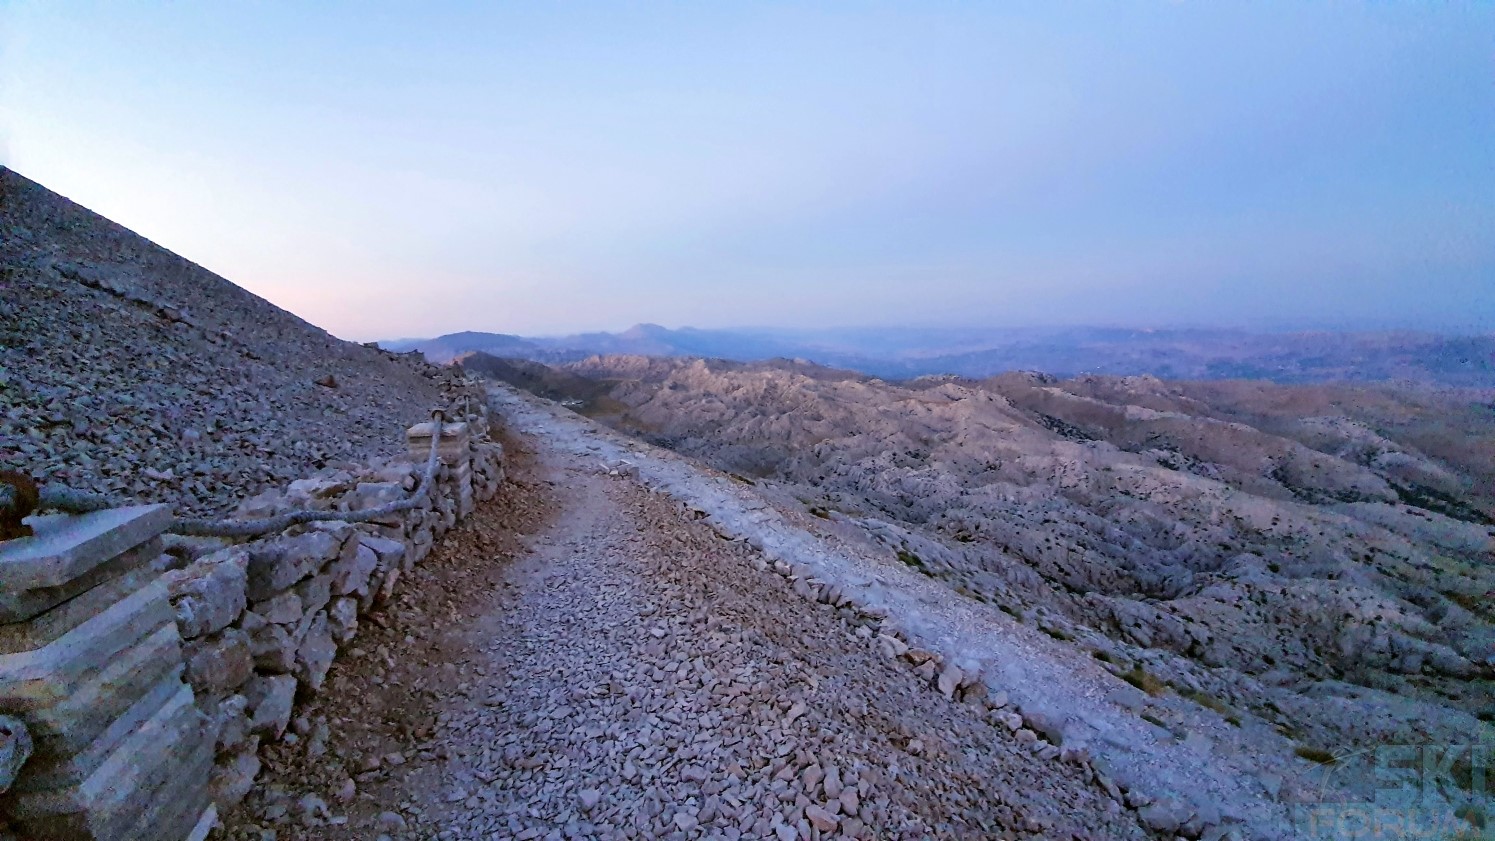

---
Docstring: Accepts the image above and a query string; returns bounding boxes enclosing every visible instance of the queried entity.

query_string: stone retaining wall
[0,401,505,840]
[166,411,504,816]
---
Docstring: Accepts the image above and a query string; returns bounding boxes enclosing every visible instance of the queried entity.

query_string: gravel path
[225,428,1145,840]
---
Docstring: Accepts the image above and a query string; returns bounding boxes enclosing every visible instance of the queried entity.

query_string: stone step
[406,421,471,465]
[5,683,208,840]
[116,711,214,841]
[184,804,218,841]
[16,630,185,790]
[0,504,172,592]
[0,546,174,655]
[0,579,174,711]
[0,532,168,625]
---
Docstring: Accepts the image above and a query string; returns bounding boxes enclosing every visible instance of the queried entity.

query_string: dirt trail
[223,427,1144,840]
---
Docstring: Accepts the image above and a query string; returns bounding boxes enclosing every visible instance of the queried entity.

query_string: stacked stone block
[0,400,506,835]
[0,504,215,841]
[160,403,505,814]
[471,440,505,503]
[407,419,474,518]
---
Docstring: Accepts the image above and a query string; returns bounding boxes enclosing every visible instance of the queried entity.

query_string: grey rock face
[166,546,249,639]
[293,610,336,693]
[246,532,339,601]
[245,674,297,739]
[183,627,254,698]
[0,715,32,794]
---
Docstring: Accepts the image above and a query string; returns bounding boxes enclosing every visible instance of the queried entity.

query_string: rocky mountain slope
[481,355,1495,805]
[0,168,452,515]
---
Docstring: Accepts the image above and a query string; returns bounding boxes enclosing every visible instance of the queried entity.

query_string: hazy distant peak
[619,322,671,339]
[381,324,1495,388]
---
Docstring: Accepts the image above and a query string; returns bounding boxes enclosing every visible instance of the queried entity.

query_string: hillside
[478,354,1495,800]
[390,324,1495,387]
[0,168,451,515]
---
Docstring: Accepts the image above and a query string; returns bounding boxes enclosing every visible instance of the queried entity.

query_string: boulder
[1138,797,1192,835]
[1022,708,1070,746]
[254,589,302,625]
[936,664,963,699]
[327,541,377,598]
[293,575,332,634]
[210,694,252,754]
[242,611,297,674]
[209,739,261,809]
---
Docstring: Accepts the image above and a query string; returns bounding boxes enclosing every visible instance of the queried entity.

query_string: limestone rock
[245,674,297,739]
[209,694,251,754]
[936,663,963,699]
[327,540,377,598]
[166,547,249,640]
[246,531,341,601]
[255,590,303,625]
[294,610,336,693]
[242,611,297,674]
[805,804,838,832]
[327,597,358,644]
[209,739,261,809]
[1138,796,1192,835]
[183,627,253,698]
[0,715,32,794]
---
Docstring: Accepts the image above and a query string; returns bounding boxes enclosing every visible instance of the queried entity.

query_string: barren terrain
[1,167,452,515]
[478,354,1495,831]
[223,424,1148,841]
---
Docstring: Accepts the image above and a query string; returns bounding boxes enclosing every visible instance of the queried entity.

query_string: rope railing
[0,481,115,521]
[2,409,455,540]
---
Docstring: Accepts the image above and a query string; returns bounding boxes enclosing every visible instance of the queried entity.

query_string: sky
[3,2,1493,341]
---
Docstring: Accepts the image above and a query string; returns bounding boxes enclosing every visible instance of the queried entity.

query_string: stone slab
[6,682,207,839]
[16,658,185,793]
[0,547,173,655]
[22,622,182,772]
[0,580,174,711]
[165,546,248,640]
[406,422,471,465]
[184,804,218,841]
[0,536,164,625]
[405,420,469,441]
[117,716,213,841]
[0,505,172,591]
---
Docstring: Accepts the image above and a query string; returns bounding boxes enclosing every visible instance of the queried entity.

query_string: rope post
[405,412,474,521]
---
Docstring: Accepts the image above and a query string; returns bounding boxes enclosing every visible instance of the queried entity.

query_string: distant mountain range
[380,323,1495,387]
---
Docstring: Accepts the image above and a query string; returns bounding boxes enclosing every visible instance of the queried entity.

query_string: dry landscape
[476,353,1495,819]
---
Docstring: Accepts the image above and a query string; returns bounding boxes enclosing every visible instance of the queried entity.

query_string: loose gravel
[222,428,1145,840]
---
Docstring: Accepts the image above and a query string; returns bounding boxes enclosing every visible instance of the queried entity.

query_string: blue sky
[3,2,1493,340]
